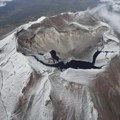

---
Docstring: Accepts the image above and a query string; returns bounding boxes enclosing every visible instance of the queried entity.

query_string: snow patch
[60,68,103,86]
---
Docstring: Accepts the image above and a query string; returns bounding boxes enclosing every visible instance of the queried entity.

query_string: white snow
[69,22,89,30]
[60,68,104,86]
[0,33,33,119]
[22,16,46,30]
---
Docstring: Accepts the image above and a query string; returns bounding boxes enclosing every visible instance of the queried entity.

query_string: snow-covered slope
[1,3,120,120]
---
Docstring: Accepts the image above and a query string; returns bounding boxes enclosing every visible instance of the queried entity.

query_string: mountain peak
[0,2,120,120]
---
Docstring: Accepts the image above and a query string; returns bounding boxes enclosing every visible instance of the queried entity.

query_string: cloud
[0,0,14,7]
[98,7,120,32]
[87,0,120,33]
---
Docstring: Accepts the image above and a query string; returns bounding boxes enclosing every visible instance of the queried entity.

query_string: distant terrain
[0,0,99,37]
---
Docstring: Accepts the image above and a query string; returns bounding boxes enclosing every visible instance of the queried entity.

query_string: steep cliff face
[17,12,109,59]
[0,8,120,120]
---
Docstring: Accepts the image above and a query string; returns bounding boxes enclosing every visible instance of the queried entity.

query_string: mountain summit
[0,3,120,120]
